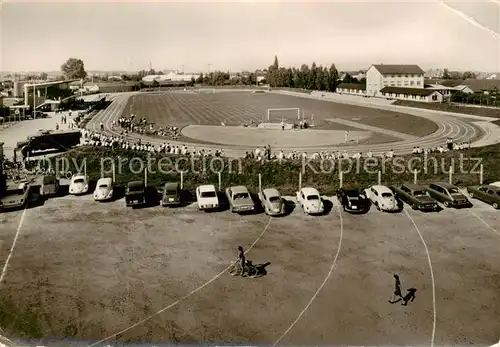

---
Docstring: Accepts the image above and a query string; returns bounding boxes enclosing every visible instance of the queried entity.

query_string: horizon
[1,1,499,73]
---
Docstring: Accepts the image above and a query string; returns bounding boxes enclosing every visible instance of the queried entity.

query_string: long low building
[379,86,443,102]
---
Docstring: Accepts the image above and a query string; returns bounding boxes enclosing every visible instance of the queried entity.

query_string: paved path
[85,90,486,157]
[0,112,78,159]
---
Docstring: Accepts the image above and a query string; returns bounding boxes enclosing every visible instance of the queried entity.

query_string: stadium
[1,85,500,347]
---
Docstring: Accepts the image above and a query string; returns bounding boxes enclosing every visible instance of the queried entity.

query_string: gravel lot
[0,189,499,346]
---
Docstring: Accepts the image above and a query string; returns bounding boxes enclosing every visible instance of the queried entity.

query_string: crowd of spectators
[116,115,181,140]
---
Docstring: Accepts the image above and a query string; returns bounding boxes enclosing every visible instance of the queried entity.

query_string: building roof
[424,79,500,92]
[336,83,366,90]
[372,64,425,75]
[380,86,439,96]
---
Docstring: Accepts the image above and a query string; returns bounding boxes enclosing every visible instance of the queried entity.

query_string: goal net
[266,108,300,124]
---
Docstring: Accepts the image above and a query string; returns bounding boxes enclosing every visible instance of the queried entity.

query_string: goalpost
[266,108,300,122]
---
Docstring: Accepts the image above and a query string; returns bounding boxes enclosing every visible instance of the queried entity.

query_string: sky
[1,0,499,73]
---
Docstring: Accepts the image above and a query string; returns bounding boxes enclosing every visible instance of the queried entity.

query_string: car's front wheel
[411,204,418,210]
[493,202,499,209]
[469,192,474,198]
[444,201,450,208]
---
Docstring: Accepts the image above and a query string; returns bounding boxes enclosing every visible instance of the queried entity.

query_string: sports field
[0,192,499,346]
[124,91,438,137]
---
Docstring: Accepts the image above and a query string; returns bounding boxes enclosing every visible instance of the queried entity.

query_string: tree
[462,71,477,80]
[196,73,204,84]
[39,72,48,80]
[61,57,87,79]
[442,69,451,79]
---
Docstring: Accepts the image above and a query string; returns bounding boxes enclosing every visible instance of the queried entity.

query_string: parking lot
[0,192,499,346]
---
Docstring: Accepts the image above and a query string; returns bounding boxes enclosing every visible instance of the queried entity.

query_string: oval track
[86,91,483,157]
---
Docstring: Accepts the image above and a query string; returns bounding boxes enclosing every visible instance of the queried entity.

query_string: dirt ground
[125,92,438,138]
[0,189,499,346]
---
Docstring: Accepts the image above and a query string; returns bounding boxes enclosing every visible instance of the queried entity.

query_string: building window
[405,74,408,77]
[397,82,402,86]
[432,94,438,101]
[416,81,421,85]
[410,81,414,86]
[404,82,409,86]
[391,83,395,86]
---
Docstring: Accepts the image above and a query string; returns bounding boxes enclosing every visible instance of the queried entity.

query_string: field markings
[87,216,273,347]
[403,209,437,347]
[272,205,344,347]
[0,206,29,287]
[468,210,500,237]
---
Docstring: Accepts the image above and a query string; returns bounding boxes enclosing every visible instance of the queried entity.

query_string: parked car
[161,182,181,207]
[0,181,30,211]
[125,180,146,207]
[69,174,89,195]
[391,183,439,211]
[490,181,500,188]
[467,184,500,209]
[258,188,285,216]
[364,185,400,212]
[296,187,324,214]
[40,175,59,197]
[336,187,370,213]
[226,185,255,213]
[196,184,219,211]
[93,177,114,202]
[426,182,472,208]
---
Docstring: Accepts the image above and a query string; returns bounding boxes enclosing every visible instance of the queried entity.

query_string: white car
[69,174,89,195]
[93,177,114,201]
[490,181,500,188]
[196,184,219,211]
[296,187,324,214]
[364,185,400,212]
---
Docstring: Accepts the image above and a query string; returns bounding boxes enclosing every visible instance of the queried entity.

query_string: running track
[87,90,484,157]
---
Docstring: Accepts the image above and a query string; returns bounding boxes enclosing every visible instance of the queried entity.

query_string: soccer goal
[266,108,300,123]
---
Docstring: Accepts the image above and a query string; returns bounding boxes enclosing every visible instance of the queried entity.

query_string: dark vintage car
[336,188,370,213]
[391,183,440,211]
[467,185,500,209]
[161,182,181,207]
[125,180,146,207]
[426,182,472,208]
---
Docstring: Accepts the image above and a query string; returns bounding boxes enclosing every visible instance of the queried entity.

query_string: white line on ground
[469,210,500,237]
[403,209,436,347]
[272,205,343,347]
[87,216,273,347]
[0,206,29,287]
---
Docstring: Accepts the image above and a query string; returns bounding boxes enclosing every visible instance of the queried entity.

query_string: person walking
[238,246,246,276]
[389,274,403,303]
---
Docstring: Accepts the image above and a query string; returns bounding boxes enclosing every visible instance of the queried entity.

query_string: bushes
[48,145,500,195]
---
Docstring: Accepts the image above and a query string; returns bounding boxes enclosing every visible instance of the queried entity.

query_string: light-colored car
[296,187,324,214]
[258,188,285,216]
[365,185,400,212]
[93,177,114,201]
[226,185,255,213]
[196,184,219,210]
[0,181,30,211]
[69,174,89,195]
[490,181,500,188]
